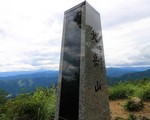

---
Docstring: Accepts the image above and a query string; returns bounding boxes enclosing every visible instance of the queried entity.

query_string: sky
[0,0,150,72]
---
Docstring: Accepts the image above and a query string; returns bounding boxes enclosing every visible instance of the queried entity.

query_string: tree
[0,89,8,105]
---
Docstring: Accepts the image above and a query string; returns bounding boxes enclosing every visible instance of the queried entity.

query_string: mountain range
[106,67,150,77]
[0,67,150,96]
[0,70,58,97]
[107,68,150,84]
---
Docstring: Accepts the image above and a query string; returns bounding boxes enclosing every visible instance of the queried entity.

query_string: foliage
[124,98,144,111]
[0,87,56,120]
[0,78,149,119]
[137,82,150,101]
[33,87,56,120]
[108,84,128,100]
[0,89,8,105]
[127,113,137,120]
[108,82,136,100]
[108,79,150,101]
[0,72,58,95]
[4,94,41,119]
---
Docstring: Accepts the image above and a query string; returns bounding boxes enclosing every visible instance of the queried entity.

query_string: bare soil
[109,100,150,119]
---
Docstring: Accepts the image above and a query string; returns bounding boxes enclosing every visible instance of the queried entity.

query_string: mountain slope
[106,67,150,77]
[106,68,136,77]
[0,68,150,95]
[107,69,150,84]
[118,69,150,81]
[0,71,58,96]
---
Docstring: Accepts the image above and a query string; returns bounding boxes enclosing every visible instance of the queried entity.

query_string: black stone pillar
[55,1,110,120]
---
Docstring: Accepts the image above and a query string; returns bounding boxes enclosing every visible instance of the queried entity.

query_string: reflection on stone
[58,6,82,120]
[73,10,81,28]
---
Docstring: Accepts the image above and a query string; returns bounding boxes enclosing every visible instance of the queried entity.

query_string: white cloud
[0,0,150,71]
[103,17,150,67]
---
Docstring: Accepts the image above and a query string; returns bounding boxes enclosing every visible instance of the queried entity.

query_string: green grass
[108,79,150,101]
[127,113,137,120]
[0,87,56,120]
[0,78,149,120]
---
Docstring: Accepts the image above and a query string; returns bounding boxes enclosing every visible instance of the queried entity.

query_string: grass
[0,78,149,120]
[127,113,137,120]
[108,79,150,101]
[0,87,56,120]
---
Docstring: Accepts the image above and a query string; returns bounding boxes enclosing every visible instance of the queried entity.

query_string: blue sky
[0,0,150,72]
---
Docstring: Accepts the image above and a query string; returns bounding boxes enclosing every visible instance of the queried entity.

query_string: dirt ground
[109,100,150,119]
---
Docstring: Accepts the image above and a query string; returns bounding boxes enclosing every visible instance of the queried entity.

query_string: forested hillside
[0,68,150,96]
[0,71,58,97]
[107,69,150,84]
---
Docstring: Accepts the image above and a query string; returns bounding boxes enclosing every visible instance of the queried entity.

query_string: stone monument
[55,1,110,120]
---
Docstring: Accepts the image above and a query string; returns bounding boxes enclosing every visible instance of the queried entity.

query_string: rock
[131,97,144,110]
[132,97,142,103]
[124,97,144,111]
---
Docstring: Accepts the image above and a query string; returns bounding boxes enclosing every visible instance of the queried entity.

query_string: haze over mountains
[106,67,150,77]
[0,67,150,96]
[106,67,150,84]
[0,71,58,96]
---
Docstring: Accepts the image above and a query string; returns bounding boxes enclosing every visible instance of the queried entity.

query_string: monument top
[65,1,100,15]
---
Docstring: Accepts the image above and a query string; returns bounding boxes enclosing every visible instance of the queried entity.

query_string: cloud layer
[0,0,150,71]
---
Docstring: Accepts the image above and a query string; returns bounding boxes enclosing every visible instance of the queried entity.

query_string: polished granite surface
[56,1,110,120]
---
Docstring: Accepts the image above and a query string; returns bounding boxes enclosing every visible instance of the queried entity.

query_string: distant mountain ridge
[0,70,58,96]
[0,67,150,96]
[0,70,58,77]
[106,67,150,77]
[1,67,149,78]
[106,68,135,77]
[116,69,150,81]
[0,70,58,80]
[107,69,150,84]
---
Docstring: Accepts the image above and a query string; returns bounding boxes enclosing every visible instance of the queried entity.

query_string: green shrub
[1,87,56,120]
[109,88,127,100]
[124,98,144,111]
[140,89,150,101]
[0,90,8,105]
[127,113,137,120]
[137,83,150,101]
[34,87,56,120]
[5,93,41,120]
[0,113,12,120]
[108,79,150,100]
[108,83,132,100]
